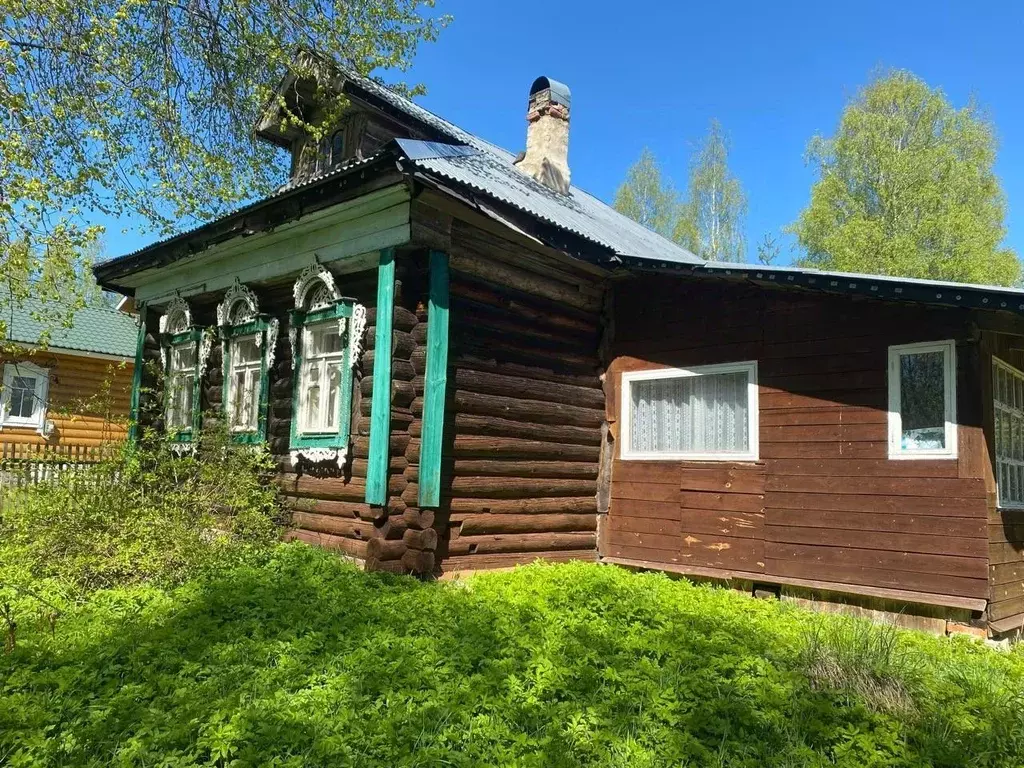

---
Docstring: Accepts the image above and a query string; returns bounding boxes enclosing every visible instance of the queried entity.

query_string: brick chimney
[514,76,571,194]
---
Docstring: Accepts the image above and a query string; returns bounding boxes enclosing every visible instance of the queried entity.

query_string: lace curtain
[630,371,749,455]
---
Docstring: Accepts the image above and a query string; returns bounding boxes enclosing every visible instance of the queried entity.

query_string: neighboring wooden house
[1,299,137,451]
[94,61,1024,635]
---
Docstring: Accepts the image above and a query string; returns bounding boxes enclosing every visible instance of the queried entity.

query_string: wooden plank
[766,557,988,600]
[603,534,765,572]
[418,250,450,508]
[989,541,1024,565]
[759,407,886,427]
[769,508,987,539]
[680,466,765,494]
[765,525,987,558]
[766,458,960,478]
[366,248,396,506]
[679,491,765,514]
[988,612,1024,635]
[610,482,680,503]
[766,475,985,499]
[678,509,764,539]
[612,460,681,485]
[765,491,988,517]
[761,423,885,443]
[988,596,1024,622]
[990,561,1024,586]
[609,498,681,520]
[766,541,987,580]
[760,441,886,459]
[606,515,682,537]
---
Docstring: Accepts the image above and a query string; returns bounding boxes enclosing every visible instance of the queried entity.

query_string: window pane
[630,370,749,455]
[9,376,36,418]
[899,350,946,451]
[233,337,260,367]
[325,362,341,429]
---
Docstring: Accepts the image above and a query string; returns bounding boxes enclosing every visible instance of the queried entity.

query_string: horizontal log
[413,391,602,428]
[456,513,597,536]
[405,460,597,482]
[442,476,595,499]
[403,528,439,551]
[287,529,368,559]
[446,496,598,515]
[446,531,596,556]
[453,353,601,389]
[278,474,405,505]
[410,413,600,446]
[283,497,373,519]
[291,511,375,539]
[450,251,602,312]
[449,272,599,334]
[447,369,604,410]
[401,549,435,573]
[412,436,599,462]
[365,538,406,561]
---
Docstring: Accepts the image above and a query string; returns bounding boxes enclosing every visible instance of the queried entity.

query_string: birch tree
[792,70,1019,286]
[675,120,748,262]
[612,148,679,238]
[0,0,447,341]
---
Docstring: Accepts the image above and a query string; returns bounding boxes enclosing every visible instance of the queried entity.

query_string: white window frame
[0,361,50,433]
[225,333,263,433]
[297,320,346,436]
[620,361,759,462]
[992,356,1024,510]
[887,340,957,460]
[165,342,198,432]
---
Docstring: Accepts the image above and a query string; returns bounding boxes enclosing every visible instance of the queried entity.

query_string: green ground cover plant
[2,544,1024,767]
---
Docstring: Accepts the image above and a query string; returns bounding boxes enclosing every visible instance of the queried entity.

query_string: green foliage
[614,122,748,262]
[0,0,448,334]
[2,552,1024,766]
[792,70,1020,285]
[0,428,284,607]
[612,147,679,238]
[676,119,748,262]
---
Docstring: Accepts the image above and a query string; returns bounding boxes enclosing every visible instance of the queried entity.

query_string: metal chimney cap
[529,76,571,108]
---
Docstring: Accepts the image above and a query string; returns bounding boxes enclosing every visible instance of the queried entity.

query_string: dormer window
[331,130,345,166]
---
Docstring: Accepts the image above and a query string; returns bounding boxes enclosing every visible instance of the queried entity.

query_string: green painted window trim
[366,247,395,506]
[289,300,357,454]
[220,316,273,444]
[161,327,203,443]
[418,250,450,508]
[128,304,147,445]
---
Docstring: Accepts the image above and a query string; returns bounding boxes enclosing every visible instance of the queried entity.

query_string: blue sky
[103,0,1024,265]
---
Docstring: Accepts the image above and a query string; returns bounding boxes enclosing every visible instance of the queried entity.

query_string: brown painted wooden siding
[404,220,605,573]
[0,351,132,446]
[984,330,1024,624]
[604,277,990,605]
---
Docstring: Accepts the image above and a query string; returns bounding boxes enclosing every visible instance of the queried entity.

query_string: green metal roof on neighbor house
[4,299,139,358]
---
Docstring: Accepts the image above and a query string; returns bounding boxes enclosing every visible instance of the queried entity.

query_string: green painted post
[128,305,147,444]
[418,250,450,508]
[366,247,396,506]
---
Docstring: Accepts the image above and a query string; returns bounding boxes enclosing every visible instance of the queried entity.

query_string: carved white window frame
[0,361,50,433]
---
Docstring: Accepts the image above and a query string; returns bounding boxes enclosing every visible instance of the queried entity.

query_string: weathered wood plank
[418,249,450,508]
[366,248,395,506]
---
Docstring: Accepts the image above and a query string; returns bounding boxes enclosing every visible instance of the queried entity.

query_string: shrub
[0,427,286,637]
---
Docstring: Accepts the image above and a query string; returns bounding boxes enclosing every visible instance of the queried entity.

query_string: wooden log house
[95,62,1024,635]
[1,298,136,451]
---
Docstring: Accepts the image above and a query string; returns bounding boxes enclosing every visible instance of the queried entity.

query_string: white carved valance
[293,263,341,311]
[217,278,260,326]
[290,446,348,469]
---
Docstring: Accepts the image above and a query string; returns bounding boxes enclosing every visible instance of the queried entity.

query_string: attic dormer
[256,56,425,184]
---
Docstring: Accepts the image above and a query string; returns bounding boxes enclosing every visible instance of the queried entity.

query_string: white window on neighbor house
[887,340,957,459]
[620,361,759,461]
[0,361,49,432]
[993,357,1024,508]
[298,321,345,434]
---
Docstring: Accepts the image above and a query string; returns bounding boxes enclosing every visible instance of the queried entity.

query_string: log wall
[402,214,605,574]
[0,351,132,447]
[604,276,992,609]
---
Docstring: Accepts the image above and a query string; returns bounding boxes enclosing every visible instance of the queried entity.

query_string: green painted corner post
[366,248,396,506]
[128,304,147,445]
[418,251,450,508]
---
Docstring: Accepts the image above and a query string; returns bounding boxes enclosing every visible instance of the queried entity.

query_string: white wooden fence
[0,443,113,489]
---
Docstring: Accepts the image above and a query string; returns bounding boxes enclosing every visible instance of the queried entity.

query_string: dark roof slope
[5,299,138,357]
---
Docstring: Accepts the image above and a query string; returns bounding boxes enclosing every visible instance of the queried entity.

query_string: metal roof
[620,258,1024,314]
[394,139,701,264]
[4,299,139,357]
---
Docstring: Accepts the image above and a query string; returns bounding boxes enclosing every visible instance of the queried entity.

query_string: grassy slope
[2,544,1023,767]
